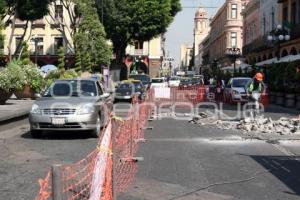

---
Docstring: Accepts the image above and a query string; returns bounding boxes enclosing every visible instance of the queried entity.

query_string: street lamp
[267,24,290,60]
[226,47,241,76]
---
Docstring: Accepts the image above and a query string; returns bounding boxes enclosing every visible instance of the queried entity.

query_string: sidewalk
[0,98,34,122]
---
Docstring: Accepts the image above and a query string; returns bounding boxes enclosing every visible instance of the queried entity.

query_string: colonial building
[194,7,210,74]
[243,0,300,64]
[3,0,75,67]
[204,0,249,69]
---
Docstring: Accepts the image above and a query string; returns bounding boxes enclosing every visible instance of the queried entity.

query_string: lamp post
[267,24,290,61]
[226,47,241,76]
[31,35,41,65]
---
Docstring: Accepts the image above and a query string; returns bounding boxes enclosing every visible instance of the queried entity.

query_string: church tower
[194,7,210,60]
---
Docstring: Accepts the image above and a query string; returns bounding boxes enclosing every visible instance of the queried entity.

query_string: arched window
[268,53,273,59]
[290,47,298,55]
[263,54,267,61]
[281,49,288,57]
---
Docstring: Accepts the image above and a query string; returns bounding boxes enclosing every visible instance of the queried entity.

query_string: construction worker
[246,72,265,118]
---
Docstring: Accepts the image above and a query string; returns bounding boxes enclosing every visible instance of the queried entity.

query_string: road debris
[190,113,300,135]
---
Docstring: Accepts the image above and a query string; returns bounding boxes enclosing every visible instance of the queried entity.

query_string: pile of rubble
[190,113,300,135]
[236,117,300,135]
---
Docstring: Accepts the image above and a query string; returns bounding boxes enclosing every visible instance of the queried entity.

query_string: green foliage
[23,64,44,92]
[57,47,65,72]
[45,69,78,87]
[0,68,11,92]
[74,0,112,71]
[5,59,26,91]
[74,50,82,73]
[98,0,181,62]
[16,0,50,21]
[20,42,31,65]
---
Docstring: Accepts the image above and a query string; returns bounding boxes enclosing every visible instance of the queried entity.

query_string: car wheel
[91,115,101,138]
[31,130,43,138]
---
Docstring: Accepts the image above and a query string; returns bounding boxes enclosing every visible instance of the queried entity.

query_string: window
[291,2,296,24]
[283,6,288,23]
[231,4,237,19]
[32,37,44,55]
[134,41,144,50]
[55,5,63,22]
[231,32,237,48]
[54,37,63,54]
[15,37,22,55]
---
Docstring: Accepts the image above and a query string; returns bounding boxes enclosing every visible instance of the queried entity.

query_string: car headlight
[232,90,239,95]
[30,104,41,114]
[77,104,95,115]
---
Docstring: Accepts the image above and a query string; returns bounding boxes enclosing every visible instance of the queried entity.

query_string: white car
[151,78,167,88]
[224,77,252,103]
[168,77,180,87]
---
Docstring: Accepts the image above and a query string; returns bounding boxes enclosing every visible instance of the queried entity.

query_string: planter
[0,89,12,105]
[269,92,276,104]
[14,85,35,99]
[275,92,285,106]
[284,93,296,108]
[296,95,300,110]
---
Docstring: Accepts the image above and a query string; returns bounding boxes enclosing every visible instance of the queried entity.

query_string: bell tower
[194,7,210,59]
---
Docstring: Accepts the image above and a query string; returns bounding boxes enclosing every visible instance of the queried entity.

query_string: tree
[4,0,51,60]
[57,47,65,72]
[74,0,111,72]
[82,52,92,72]
[98,0,181,64]
[20,42,30,65]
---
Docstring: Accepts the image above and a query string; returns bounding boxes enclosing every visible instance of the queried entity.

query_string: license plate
[52,118,66,125]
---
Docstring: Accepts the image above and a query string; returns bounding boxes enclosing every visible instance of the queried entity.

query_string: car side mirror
[100,93,110,98]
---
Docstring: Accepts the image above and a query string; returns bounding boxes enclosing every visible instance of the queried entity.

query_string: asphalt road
[0,103,299,200]
[119,111,300,200]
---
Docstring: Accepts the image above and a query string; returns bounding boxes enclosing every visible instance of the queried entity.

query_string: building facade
[194,7,210,73]
[180,44,193,71]
[3,0,75,66]
[243,0,300,64]
[205,0,249,68]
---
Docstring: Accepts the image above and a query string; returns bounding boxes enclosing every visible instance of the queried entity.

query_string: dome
[195,7,207,18]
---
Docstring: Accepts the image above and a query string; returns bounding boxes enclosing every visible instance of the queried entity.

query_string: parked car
[29,79,112,138]
[151,78,167,88]
[178,78,193,89]
[168,76,180,87]
[224,77,252,103]
[129,74,151,89]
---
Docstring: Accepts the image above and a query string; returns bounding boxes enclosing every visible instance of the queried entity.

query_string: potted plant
[0,68,13,104]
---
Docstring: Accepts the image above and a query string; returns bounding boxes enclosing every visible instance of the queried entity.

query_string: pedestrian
[246,72,265,118]
[215,76,224,102]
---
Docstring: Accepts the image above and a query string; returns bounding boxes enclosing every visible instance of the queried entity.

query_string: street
[1,105,300,200]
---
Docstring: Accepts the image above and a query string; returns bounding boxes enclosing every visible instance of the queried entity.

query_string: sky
[165,0,225,67]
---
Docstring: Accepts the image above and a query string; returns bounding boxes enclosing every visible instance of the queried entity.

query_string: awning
[221,63,251,71]
[275,54,300,63]
[255,58,277,66]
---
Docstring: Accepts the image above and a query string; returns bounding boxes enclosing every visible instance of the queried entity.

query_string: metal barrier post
[52,164,62,200]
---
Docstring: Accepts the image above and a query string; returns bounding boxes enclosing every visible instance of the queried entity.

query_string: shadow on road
[243,154,300,196]
[21,130,96,140]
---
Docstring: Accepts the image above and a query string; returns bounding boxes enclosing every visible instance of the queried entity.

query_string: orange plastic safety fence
[35,92,153,200]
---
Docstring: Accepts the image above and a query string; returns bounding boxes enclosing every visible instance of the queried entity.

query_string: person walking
[246,72,265,118]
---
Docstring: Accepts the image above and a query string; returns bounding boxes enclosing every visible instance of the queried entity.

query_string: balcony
[242,35,273,56]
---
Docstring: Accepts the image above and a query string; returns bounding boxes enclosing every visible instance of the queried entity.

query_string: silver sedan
[29,79,112,138]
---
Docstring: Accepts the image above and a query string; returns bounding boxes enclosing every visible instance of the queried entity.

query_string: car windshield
[118,83,133,89]
[170,77,179,81]
[181,79,191,83]
[232,79,250,87]
[129,75,150,83]
[152,79,164,83]
[133,82,143,89]
[43,80,97,97]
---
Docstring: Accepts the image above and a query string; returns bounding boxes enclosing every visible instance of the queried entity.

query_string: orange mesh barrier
[36,92,153,200]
